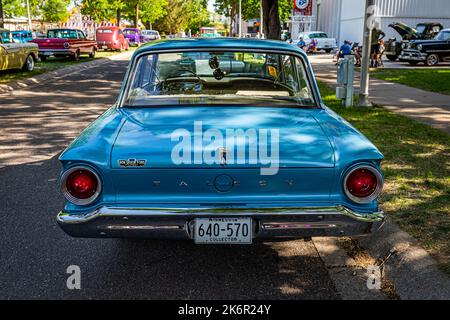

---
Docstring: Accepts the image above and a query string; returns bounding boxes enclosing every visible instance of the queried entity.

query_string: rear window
[310,33,328,39]
[435,31,450,41]
[47,29,78,39]
[97,29,113,33]
[124,30,136,35]
[123,50,316,108]
[1,31,12,43]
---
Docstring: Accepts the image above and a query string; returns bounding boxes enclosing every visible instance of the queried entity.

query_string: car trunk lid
[111,106,334,170]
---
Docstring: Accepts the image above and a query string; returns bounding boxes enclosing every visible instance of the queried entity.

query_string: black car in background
[399,28,450,66]
[385,22,443,61]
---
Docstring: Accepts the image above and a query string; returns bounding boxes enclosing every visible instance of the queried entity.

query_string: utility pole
[358,0,374,107]
[0,0,4,28]
[238,0,242,38]
[260,0,263,38]
[26,0,32,31]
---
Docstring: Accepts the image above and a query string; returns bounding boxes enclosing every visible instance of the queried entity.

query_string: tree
[1,0,42,24]
[80,0,126,25]
[41,0,70,23]
[215,0,288,39]
[0,0,4,28]
[153,0,208,34]
[139,0,168,29]
[262,0,281,39]
[80,0,112,22]
[214,0,238,36]
[2,0,27,18]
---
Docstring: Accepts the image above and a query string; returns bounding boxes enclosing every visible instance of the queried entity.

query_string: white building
[317,0,450,45]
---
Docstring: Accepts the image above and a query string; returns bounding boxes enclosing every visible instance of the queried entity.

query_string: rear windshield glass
[124,30,137,35]
[310,33,328,38]
[435,30,450,41]
[123,51,316,108]
[97,29,113,33]
[47,29,78,39]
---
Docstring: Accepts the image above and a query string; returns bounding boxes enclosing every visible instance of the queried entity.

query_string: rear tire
[425,54,439,66]
[39,55,47,62]
[22,54,35,72]
[70,50,80,61]
[408,61,418,66]
[89,49,96,58]
[324,49,332,53]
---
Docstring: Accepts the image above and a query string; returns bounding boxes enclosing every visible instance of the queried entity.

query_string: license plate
[194,217,252,244]
[102,46,107,49]
[43,52,53,56]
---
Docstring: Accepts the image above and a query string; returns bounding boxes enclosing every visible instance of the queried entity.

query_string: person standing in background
[370,27,385,67]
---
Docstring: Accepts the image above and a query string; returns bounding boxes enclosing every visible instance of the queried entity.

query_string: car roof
[97,26,118,29]
[47,28,80,31]
[135,38,306,56]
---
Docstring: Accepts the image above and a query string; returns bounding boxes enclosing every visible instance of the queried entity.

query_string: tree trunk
[230,4,237,37]
[116,9,121,27]
[134,3,139,27]
[0,0,4,28]
[262,0,281,40]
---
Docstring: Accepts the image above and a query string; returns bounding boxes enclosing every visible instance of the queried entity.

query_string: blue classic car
[57,38,384,244]
[11,30,34,43]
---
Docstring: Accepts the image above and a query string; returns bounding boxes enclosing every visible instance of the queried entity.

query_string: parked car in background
[11,30,34,43]
[96,26,129,51]
[0,28,38,72]
[385,22,443,61]
[123,28,141,46]
[31,28,98,61]
[295,31,337,53]
[56,38,385,243]
[141,30,161,43]
[399,28,450,66]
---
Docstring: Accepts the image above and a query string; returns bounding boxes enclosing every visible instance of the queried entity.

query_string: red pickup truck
[31,29,98,61]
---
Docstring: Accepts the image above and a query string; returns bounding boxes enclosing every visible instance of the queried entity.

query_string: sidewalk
[309,54,450,134]
[0,50,133,95]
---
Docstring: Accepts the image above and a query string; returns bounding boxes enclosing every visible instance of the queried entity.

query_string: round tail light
[344,165,383,203]
[61,167,102,205]
[63,42,70,48]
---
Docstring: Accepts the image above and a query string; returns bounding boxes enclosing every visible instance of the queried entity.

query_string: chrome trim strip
[58,205,384,223]
[39,49,72,53]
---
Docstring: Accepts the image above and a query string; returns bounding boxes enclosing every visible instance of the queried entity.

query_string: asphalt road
[0,55,339,299]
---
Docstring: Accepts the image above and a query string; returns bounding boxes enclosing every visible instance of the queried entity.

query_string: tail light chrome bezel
[343,165,383,204]
[61,166,102,206]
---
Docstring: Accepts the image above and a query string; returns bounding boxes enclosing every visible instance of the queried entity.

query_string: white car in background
[141,30,161,43]
[295,31,337,53]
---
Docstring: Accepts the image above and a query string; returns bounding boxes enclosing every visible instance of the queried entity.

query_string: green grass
[318,81,450,274]
[0,48,135,85]
[371,69,450,95]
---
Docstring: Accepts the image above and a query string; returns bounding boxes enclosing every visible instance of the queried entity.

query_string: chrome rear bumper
[57,206,384,240]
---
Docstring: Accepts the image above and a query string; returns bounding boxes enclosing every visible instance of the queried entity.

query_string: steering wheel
[156,69,204,93]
